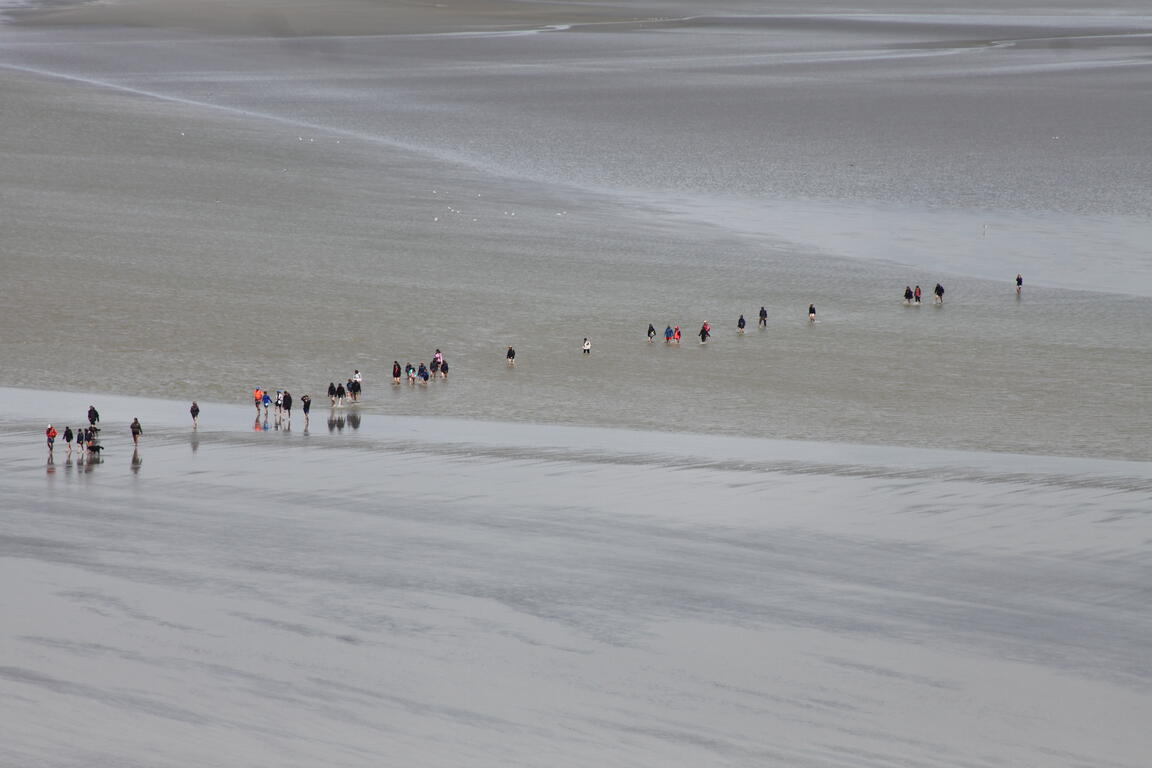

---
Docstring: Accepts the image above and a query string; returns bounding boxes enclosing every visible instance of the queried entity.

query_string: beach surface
[2,0,1151,764]
[3,388,1151,766]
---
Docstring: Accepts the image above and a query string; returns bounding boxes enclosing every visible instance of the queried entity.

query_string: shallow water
[2,389,1151,766]
[1,9,1151,458]
[1,3,1151,763]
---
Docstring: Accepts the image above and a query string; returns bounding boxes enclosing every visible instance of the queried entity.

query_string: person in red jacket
[46,424,58,452]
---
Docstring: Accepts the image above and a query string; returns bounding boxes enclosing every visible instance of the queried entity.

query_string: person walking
[63,425,74,454]
[130,418,143,446]
[328,381,338,405]
[275,389,284,417]
[699,322,711,343]
[352,369,363,400]
[301,394,311,423]
[46,424,57,452]
[1016,273,1023,295]
[737,315,746,334]
[417,362,430,384]
[507,346,516,366]
[904,286,914,304]
[335,382,346,406]
[647,324,656,343]
[190,401,200,427]
[673,326,681,344]
[582,338,591,355]
[262,390,272,415]
[392,361,402,384]
[282,391,293,421]
[914,285,922,304]
[88,405,100,427]
[934,283,945,304]
[758,306,767,328]
[664,325,674,343]
[808,304,817,321]
[253,388,263,413]
[440,359,449,379]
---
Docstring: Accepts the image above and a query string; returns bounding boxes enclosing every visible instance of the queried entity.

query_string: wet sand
[9,0,643,35]
[2,386,1151,766]
[2,1,1151,763]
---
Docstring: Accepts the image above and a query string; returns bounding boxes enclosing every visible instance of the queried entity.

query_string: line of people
[392,350,449,385]
[254,387,313,422]
[903,283,946,305]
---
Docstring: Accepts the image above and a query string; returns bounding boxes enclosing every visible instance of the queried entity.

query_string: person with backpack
[130,418,143,446]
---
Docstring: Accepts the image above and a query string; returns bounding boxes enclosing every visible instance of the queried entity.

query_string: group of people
[392,350,450,385]
[325,370,364,406]
[903,283,946,305]
[45,405,143,454]
[254,387,313,422]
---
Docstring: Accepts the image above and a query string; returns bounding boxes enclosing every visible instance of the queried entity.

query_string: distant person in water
[406,362,416,384]
[737,314,746,334]
[253,388,263,413]
[582,338,591,355]
[914,285,922,304]
[392,361,402,384]
[1016,273,1023,294]
[808,304,817,321]
[507,346,516,366]
[262,390,272,415]
[418,362,430,383]
[328,382,337,405]
[904,286,914,304]
[759,306,767,328]
[130,418,142,446]
[88,405,100,426]
[647,324,656,343]
[275,389,284,416]
[301,395,311,422]
[190,401,200,427]
[934,283,944,304]
[352,369,363,400]
[440,359,449,379]
[431,351,443,377]
[673,326,681,344]
[699,322,710,343]
[46,424,57,452]
[346,378,356,403]
[63,426,74,454]
[282,391,292,421]
[664,325,674,343]
[335,382,346,405]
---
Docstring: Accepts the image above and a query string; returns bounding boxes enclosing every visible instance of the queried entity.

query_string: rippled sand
[3,388,1151,766]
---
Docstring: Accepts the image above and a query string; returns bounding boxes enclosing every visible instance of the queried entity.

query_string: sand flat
[10,0,644,36]
[2,387,1150,766]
